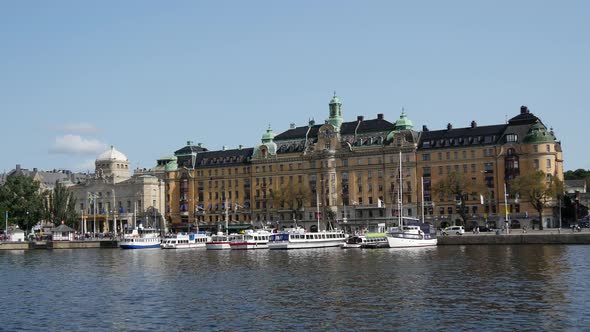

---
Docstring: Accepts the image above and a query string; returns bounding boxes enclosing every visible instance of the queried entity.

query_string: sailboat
[386,151,437,248]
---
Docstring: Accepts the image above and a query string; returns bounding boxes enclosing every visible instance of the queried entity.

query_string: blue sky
[1,1,588,173]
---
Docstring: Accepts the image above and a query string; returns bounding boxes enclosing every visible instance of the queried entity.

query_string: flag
[480,194,484,205]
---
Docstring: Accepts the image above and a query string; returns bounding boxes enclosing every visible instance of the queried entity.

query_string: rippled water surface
[2,245,590,331]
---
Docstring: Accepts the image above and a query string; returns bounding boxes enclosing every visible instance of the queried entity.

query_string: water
[1,245,590,331]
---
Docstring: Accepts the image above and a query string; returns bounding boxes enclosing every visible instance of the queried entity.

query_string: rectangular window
[422,153,431,161]
[438,152,442,161]
[546,159,551,169]
[438,166,443,175]
[534,145,538,152]
[463,164,468,173]
[454,151,458,160]
[534,159,539,169]
[471,164,476,173]
[446,152,450,160]
[546,144,551,152]
[462,151,467,159]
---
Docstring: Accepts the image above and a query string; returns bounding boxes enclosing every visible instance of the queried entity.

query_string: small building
[9,228,25,242]
[52,223,76,241]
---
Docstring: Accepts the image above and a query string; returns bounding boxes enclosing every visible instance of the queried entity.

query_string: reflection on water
[1,245,590,331]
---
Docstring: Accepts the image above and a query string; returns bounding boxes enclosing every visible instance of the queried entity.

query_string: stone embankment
[438,229,590,245]
[0,240,119,250]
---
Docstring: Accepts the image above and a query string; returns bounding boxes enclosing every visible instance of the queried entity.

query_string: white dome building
[95,146,131,183]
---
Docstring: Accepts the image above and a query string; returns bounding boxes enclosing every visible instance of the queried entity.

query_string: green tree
[44,181,79,227]
[269,182,312,222]
[433,172,485,227]
[509,171,562,230]
[0,174,44,232]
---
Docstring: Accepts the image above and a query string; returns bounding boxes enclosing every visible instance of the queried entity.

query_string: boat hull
[161,243,206,249]
[120,243,161,249]
[386,237,437,248]
[230,242,269,250]
[206,242,231,250]
[268,240,344,250]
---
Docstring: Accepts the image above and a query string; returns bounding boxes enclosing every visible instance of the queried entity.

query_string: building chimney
[447,123,453,130]
[377,113,384,120]
[197,143,204,148]
[471,121,477,128]
[308,119,315,126]
[222,145,226,151]
[187,140,194,146]
[290,123,296,129]
[238,145,243,150]
[520,105,528,114]
[422,125,429,132]
[16,164,21,171]
[33,168,38,172]
[357,115,364,121]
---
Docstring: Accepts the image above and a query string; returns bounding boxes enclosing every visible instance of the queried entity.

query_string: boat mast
[316,191,320,232]
[421,176,425,223]
[398,150,403,228]
[225,198,229,236]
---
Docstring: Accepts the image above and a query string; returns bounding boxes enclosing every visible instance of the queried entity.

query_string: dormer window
[506,134,518,142]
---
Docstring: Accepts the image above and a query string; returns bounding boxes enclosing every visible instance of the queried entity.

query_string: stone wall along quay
[438,232,590,245]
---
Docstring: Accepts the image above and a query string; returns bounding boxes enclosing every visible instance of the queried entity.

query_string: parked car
[578,221,590,228]
[442,226,465,236]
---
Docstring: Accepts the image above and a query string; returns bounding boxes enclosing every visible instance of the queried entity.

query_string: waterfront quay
[2,229,590,250]
[0,239,118,250]
[438,228,590,245]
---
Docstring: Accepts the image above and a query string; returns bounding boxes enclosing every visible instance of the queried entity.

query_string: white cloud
[50,135,107,155]
[54,122,100,134]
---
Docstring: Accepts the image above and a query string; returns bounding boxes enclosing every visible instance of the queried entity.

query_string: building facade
[68,146,166,234]
[165,96,563,232]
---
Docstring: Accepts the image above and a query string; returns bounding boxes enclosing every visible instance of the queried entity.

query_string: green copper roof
[261,125,275,143]
[329,91,341,105]
[523,122,556,143]
[328,92,343,130]
[165,159,178,172]
[393,110,413,130]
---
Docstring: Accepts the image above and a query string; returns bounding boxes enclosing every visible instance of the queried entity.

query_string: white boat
[342,232,389,249]
[385,151,437,248]
[160,232,211,249]
[119,225,161,249]
[206,232,239,250]
[342,223,389,249]
[230,229,271,250]
[268,227,347,250]
[386,223,437,248]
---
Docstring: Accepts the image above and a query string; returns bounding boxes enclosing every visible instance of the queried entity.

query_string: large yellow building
[164,97,563,232]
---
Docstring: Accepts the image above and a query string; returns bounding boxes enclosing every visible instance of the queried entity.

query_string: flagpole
[5,211,7,239]
[504,182,509,235]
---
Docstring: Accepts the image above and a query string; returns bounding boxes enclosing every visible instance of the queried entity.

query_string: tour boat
[206,232,239,250]
[230,229,271,250]
[119,225,161,249]
[160,232,211,249]
[268,227,347,250]
[386,223,437,248]
[342,223,389,249]
[342,233,389,249]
